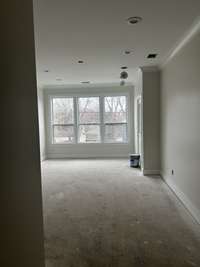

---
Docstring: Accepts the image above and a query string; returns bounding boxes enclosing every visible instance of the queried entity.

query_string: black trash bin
[130,154,140,168]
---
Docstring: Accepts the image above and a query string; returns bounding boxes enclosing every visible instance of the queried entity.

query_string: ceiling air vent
[147,53,157,59]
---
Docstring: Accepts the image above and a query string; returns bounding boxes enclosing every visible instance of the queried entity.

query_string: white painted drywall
[141,68,160,175]
[44,85,135,158]
[0,1,45,266]
[160,31,200,223]
[38,88,46,161]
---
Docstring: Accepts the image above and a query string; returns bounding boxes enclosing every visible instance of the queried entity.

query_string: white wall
[38,88,46,161]
[161,30,200,223]
[0,0,45,266]
[141,68,160,175]
[44,85,135,158]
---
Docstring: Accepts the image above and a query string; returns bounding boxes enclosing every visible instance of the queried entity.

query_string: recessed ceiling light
[124,50,133,55]
[121,66,128,70]
[78,60,84,64]
[56,78,62,81]
[81,81,90,84]
[127,16,142,25]
[44,69,50,73]
[147,53,158,59]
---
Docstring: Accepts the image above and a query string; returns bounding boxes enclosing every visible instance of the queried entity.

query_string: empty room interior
[1,1,200,267]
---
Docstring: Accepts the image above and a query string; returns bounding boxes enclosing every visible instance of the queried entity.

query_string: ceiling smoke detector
[120,71,128,86]
[127,16,142,25]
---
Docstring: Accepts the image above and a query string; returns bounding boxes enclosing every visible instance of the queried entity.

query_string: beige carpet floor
[42,159,200,267]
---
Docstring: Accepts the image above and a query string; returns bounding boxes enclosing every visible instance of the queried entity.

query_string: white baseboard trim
[161,173,200,225]
[143,169,160,176]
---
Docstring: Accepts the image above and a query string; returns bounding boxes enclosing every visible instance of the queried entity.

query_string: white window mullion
[74,97,78,144]
[50,97,54,144]
[99,96,104,143]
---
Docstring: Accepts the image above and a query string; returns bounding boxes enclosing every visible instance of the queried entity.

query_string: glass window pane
[105,124,127,143]
[53,98,74,124]
[78,125,100,143]
[78,97,100,123]
[104,96,127,123]
[53,126,75,144]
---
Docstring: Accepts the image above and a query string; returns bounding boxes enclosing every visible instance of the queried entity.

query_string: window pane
[78,125,100,143]
[104,96,127,123]
[78,97,99,123]
[53,98,74,124]
[53,126,74,144]
[105,124,127,143]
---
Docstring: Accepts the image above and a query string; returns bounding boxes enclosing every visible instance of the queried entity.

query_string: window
[104,96,127,143]
[51,95,128,144]
[52,98,75,144]
[78,97,100,143]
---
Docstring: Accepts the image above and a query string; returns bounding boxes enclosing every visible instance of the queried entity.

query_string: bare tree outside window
[51,95,128,144]
[104,96,127,123]
[78,97,100,143]
[52,98,75,144]
[104,96,127,143]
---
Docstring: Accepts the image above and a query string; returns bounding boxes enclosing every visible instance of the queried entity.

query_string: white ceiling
[33,0,200,87]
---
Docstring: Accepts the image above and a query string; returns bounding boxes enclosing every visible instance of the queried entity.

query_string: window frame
[49,93,130,145]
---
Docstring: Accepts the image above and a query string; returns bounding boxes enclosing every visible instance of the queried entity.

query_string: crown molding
[160,16,200,69]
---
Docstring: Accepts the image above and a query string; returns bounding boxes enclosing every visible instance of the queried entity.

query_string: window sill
[51,142,129,146]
